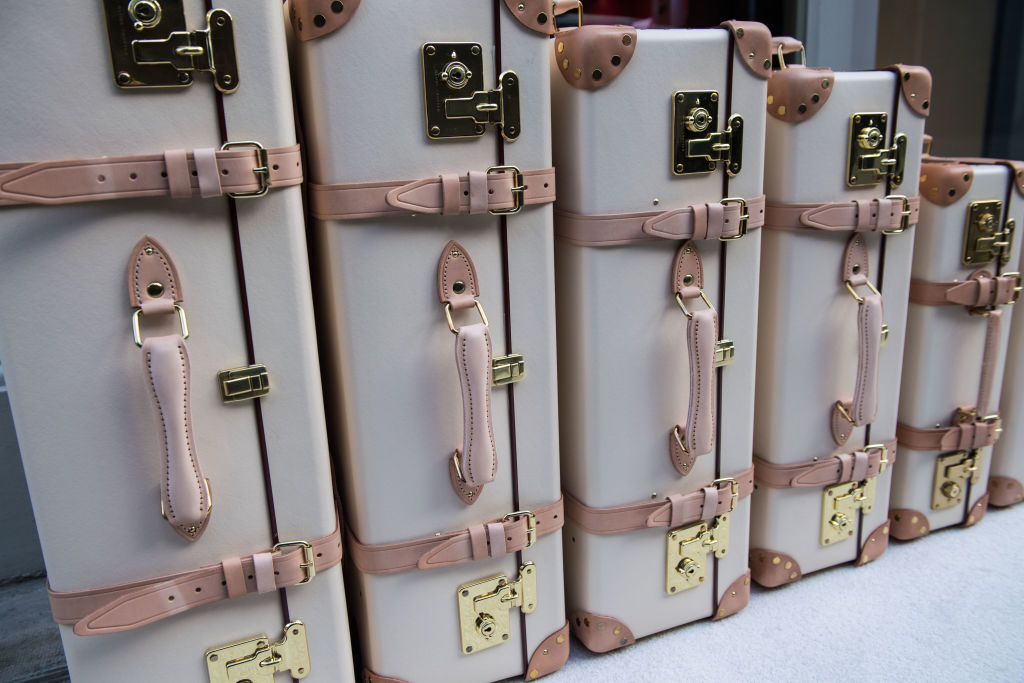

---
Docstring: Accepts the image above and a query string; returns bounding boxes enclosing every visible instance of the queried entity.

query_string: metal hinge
[102,1,239,93]
[671,91,743,176]
[206,621,310,682]
[457,562,537,655]
[714,339,736,368]
[932,449,983,511]
[846,112,907,187]
[666,511,731,595]
[820,462,882,546]
[217,364,270,403]
[422,43,520,142]
[492,353,525,386]
[963,200,1016,267]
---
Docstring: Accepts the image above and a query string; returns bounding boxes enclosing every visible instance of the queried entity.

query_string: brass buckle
[486,165,525,215]
[712,477,739,513]
[882,194,912,234]
[502,510,537,548]
[675,289,715,319]
[866,443,889,474]
[221,141,271,198]
[1003,271,1022,304]
[131,304,189,347]
[844,278,881,304]
[272,540,316,584]
[444,300,490,334]
[719,197,749,241]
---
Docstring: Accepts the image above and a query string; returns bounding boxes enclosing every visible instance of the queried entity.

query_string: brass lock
[677,557,700,577]
[441,61,472,90]
[846,112,906,187]
[820,473,879,546]
[828,511,850,530]
[857,126,883,149]
[665,512,731,594]
[685,107,712,133]
[457,563,537,655]
[932,450,982,510]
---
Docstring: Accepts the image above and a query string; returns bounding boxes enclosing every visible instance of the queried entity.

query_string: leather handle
[977,310,1002,415]
[454,323,497,489]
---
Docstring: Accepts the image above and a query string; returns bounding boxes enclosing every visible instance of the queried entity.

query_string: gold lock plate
[422,43,520,142]
[932,450,983,511]
[457,562,537,655]
[846,113,907,187]
[206,621,310,682]
[665,513,730,594]
[218,364,270,402]
[962,200,1014,266]
[821,476,877,546]
[102,1,239,92]
[671,91,743,176]
[492,354,525,385]
[714,339,736,367]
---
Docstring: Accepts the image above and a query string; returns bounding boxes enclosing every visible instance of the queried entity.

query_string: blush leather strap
[347,497,564,575]
[909,271,1021,308]
[897,415,1001,451]
[753,439,896,488]
[308,167,555,220]
[977,310,1001,415]
[764,196,919,233]
[563,466,755,536]
[555,195,765,247]
[0,145,301,206]
[48,523,342,636]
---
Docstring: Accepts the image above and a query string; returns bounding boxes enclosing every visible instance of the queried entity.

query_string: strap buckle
[502,510,537,548]
[132,304,189,347]
[883,194,912,235]
[844,278,880,304]
[221,141,271,198]
[719,197,749,241]
[865,443,889,474]
[486,165,525,215]
[443,300,489,334]
[712,477,739,513]
[1003,271,1022,304]
[272,540,316,584]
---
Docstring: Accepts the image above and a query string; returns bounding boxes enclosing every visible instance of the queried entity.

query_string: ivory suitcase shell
[992,268,1024,508]
[290,2,566,681]
[892,157,1023,535]
[751,59,928,584]
[551,23,769,648]
[0,3,353,680]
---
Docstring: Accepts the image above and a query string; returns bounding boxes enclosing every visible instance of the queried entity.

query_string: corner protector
[570,610,634,653]
[749,548,801,587]
[553,26,636,91]
[889,508,930,540]
[713,570,751,620]
[525,621,570,680]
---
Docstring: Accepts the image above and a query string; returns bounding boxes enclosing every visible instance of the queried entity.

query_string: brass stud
[430,126,441,137]
[622,34,632,45]
[736,27,745,37]
[453,280,466,294]
[146,282,164,298]
[763,58,771,69]
[883,526,889,534]
[143,246,154,255]
[592,69,603,81]
[710,92,719,102]
[772,556,781,565]
[117,71,132,85]
[822,79,830,88]
[562,58,569,70]
[331,1,344,12]
[518,2,525,10]
[556,635,565,644]
[652,199,660,206]
[683,274,694,286]
[542,649,549,655]
[861,554,868,563]
[910,516,918,524]
[471,45,481,56]
[967,515,975,524]
[719,609,727,616]
[574,68,582,80]
[744,577,750,585]
[557,42,564,54]
[731,591,737,597]
[530,670,540,679]
[425,45,436,56]
[778,105,787,116]
[784,561,792,569]
[597,622,606,630]
[919,526,927,534]
[748,51,754,59]
[675,163,684,173]
[789,572,798,579]
[613,627,621,635]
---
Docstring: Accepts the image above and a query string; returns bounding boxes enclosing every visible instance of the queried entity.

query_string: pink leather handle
[454,323,497,489]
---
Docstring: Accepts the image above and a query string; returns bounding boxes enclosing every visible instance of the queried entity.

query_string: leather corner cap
[721,21,773,79]
[504,0,579,36]
[767,65,834,122]
[889,509,930,540]
[570,611,634,653]
[525,621,570,680]
[989,476,1024,507]
[961,492,989,527]
[749,549,801,587]
[554,26,637,90]
[713,570,751,620]
[289,0,360,42]
[887,64,932,117]
[363,668,406,683]
[920,162,973,206]
[855,520,891,566]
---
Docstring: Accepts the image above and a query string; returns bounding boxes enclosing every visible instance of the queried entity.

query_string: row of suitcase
[0,2,1020,681]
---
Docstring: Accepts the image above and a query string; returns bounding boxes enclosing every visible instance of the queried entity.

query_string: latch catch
[492,354,525,386]
[932,449,983,511]
[218,364,270,403]
[714,339,736,368]
[206,621,310,682]
[846,113,907,187]
[963,200,1015,266]
[672,91,743,176]
[666,512,731,594]
[457,562,537,655]
[820,470,879,546]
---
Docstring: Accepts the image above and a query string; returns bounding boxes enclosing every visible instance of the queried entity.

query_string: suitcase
[288,1,569,680]
[891,153,1023,536]
[0,3,354,680]
[750,40,929,585]
[550,21,770,650]
[992,261,1024,508]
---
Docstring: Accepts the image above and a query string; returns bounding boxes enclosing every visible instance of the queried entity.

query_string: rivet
[425,45,436,56]
[731,591,737,597]
[146,282,164,298]
[923,101,929,109]
[622,34,632,45]
[854,115,862,124]
[778,105,787,116]
[471,45,481,56]
[883,526,889,534]
[144,246,155,255]
[453,280,466,294]
[502,634,509,640]
[613,627,622,635]
[963,174,970,182]
[748,51,755,59]
[710,92,719,102]
[822,79,830,88]
[772,556,780,565]
[331,1,344,12]
[683,274,694,286]
[670,586,676,592]
[910,516,918,524]
[850,177,857,184]
[574,68,582,80]
[597,622,606,630]
[466,646,473,653]
[861,554,868,563]
[675,164,684,173]
[784,561,792,569]
[676,93,685,103]
[611,55,621,66]
[542,649,549,655]
[790,572,798,579]
[117,71,132,85]
[744,577,750,585]
[221,74,232,86]
[557,42,564,54]
[919,526,927,533]
[763,58,771,69]
[537,12,548,24]
[518,2,525,10]
[620,638,628,645]
[562,58,569,70]
[967,515,975,524]
[652,199,660,206]
[592,69,602,81]
[209,654,218,662]
[430,126,441,137]
[798,104,807,114]
[852,264,861,274]
[719,609,727,616]
[736,27,745,37]
[178,72,191,84]
[530,670,540,679]
[811,93,819,103]
[556,635,565,644]
[313,14,326,27]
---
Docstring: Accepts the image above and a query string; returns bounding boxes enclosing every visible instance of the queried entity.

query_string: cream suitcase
[992,247,1024,508]
[0,2,354,680]
[750,41,928,586]
[289,1,569,681]
[551,21,770,650]
[891,153,1023,537]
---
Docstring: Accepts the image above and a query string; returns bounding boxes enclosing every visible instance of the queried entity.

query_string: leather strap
[764,196,920,233]
[48,523,342,635]
[977,309,1002,415]
[909,271,1021,308]
[308,167,555,220]
[554,195,766,247]
[130,237,210,542]
[347,497,564,575]
[563,466,755,536]
[754,439,896,489]
[0,145,301,206]
[897,413,1001,451]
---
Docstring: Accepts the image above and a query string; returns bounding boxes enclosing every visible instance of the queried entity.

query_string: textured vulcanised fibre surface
[552,28,764,639]
[894,165,1021,533]
[0,2,352,680]
[753,70,923,576]
[293,3,564,681]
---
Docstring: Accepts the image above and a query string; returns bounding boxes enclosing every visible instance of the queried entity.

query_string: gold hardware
[776,42,806,69]
[844,278,881,304]
[883,194,913,234]
[821,476,878,546]
[714,339,736,367]
[220,141,271,198]
[502,510,537,548]
[132,304,188,347]
[444,300,489,334]
[846,113,906,187]
[206,621,310,682]
[675,290,714,319]
[102,1,239,93]
[422,43,520,141]
[932,450,983,511]
[880,324,890,346]
[666,512,731,594]
[834,400,854,426]
[552,1,584,33]
[457,563,537,655]
[492,354,525,385]
[672,91,744,176]
[719,197,749,240]
[486,165,525,214]
[218,364,270,402]
[962,200,1015,266]
[272,540,316,584]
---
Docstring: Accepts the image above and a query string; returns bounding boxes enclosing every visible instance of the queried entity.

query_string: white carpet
[541,502,1024,683]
